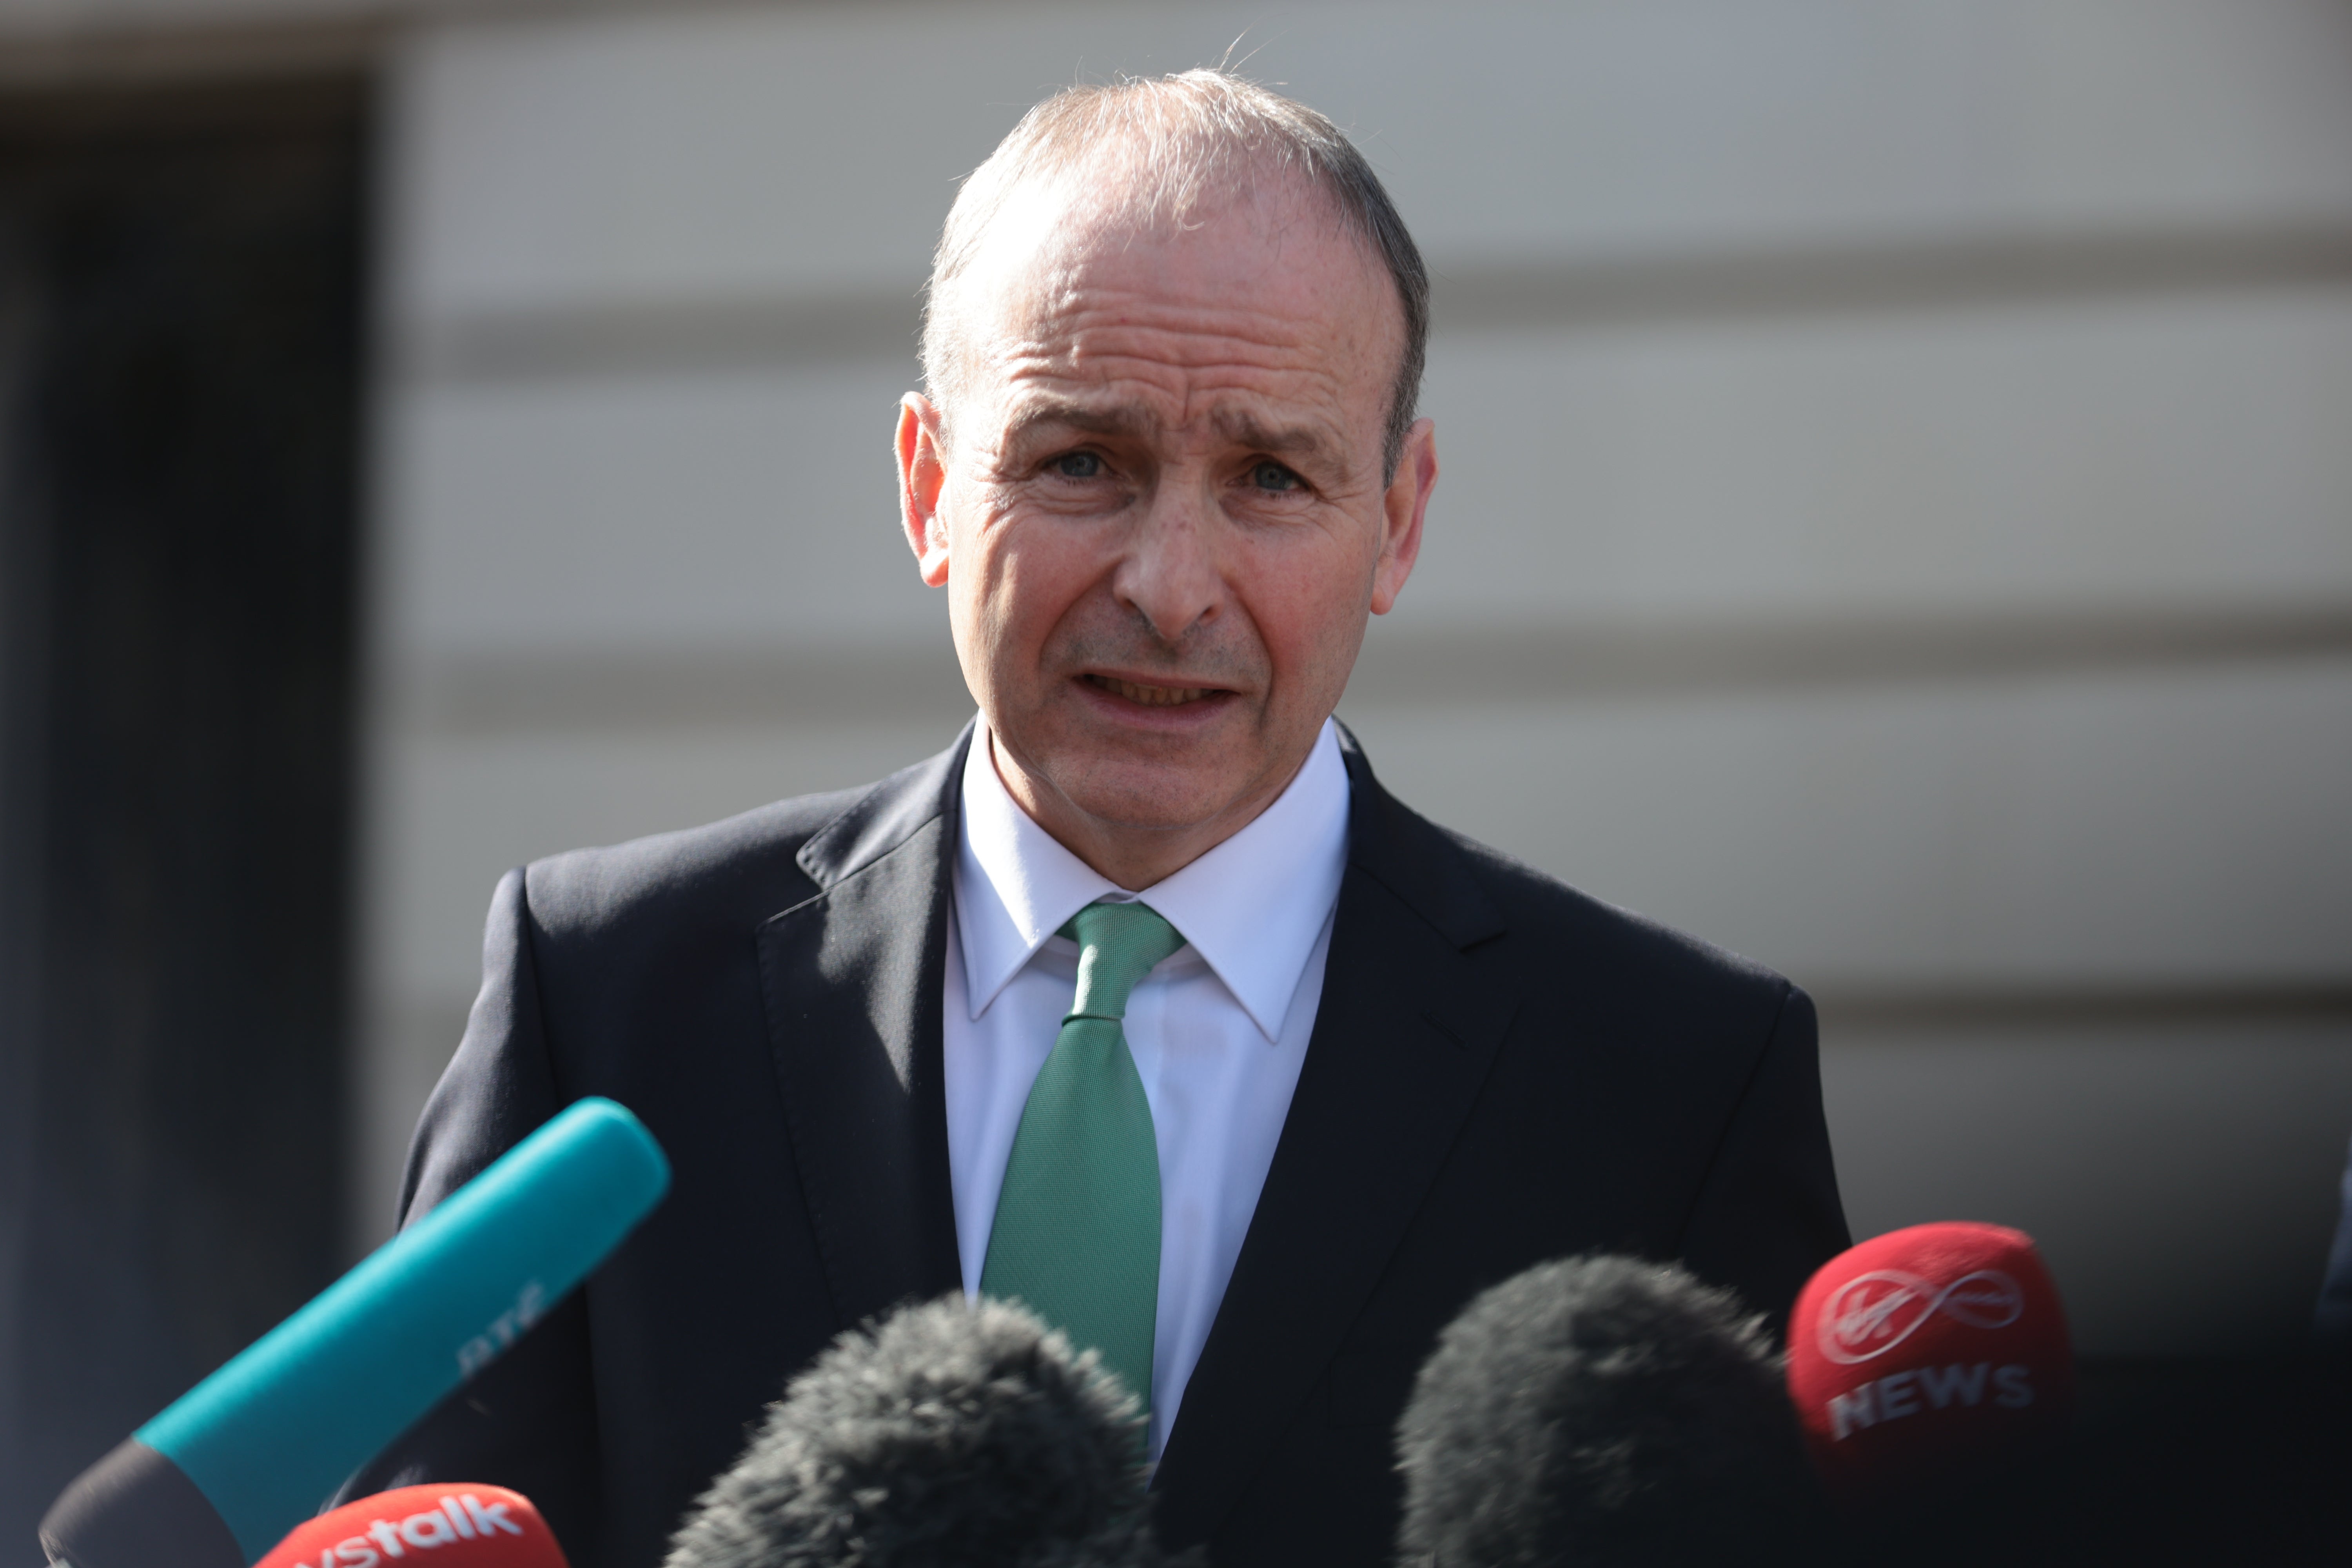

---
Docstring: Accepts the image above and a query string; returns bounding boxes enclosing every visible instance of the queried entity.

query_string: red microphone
[254,1485,567,1568]
[1786,1221,2074,1506]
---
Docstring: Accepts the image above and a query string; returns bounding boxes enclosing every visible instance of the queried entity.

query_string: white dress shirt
[945,717,1352,1457]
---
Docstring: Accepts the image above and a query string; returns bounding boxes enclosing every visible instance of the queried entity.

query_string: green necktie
[980,899,1185,1411]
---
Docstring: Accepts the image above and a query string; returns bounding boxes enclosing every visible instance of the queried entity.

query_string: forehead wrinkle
[998,327,1353,417]
[1053,281,1321,332]
[984,289,1328,380]
[1010,345,1349,401]
[1002,362,1352,441]
[992,342,1360,469]
[999,394,1161,443]
[998,317,1327,392]
[1051,296,1325,363]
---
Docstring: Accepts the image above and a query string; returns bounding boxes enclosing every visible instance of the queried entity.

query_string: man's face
[897,173,1437,882]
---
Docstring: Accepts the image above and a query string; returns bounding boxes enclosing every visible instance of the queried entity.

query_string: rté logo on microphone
[456,1280,546,1378]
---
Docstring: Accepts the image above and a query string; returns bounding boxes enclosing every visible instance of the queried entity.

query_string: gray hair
[920,69,1430,481]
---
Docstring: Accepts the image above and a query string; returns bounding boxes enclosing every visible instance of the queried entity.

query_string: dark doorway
[0,74,368,1542]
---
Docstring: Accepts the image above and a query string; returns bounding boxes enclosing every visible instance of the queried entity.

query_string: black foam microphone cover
[664,1295,1198,1568]
[1396,1254,1815,1568]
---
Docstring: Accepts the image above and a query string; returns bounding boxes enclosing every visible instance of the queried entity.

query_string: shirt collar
[953,718,1352,1042]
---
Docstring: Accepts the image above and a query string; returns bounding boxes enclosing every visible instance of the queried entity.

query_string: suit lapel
[1152,733,1516,1544]
[755,728,973,1329]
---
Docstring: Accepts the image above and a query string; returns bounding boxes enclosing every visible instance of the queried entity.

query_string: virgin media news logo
[1817,1268,2024,1365]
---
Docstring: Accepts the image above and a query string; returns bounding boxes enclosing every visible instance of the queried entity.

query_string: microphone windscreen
[254,1485,568,1568]
[1395,1254,1811,1568]
[44,1097,668,1567]
[664,1295,1198,1568]
[1786,1221,2073,1506]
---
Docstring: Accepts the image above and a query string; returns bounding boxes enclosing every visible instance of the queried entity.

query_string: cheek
[959,507,1097,652]
[946,487,1024,599]
[1233,530,1376,681]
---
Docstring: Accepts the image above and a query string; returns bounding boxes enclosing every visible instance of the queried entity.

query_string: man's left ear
[1370,417,1437,615]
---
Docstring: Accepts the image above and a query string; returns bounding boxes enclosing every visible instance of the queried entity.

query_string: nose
[1111,478,1225,646]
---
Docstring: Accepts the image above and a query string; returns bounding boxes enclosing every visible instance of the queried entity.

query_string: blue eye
[1251,461,1302,492]
[1052,451,1103,479]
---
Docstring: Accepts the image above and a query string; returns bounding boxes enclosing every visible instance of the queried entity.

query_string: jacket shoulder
[1430,819,1800,1043]
[1338,727,1790,1011]
[1466,826,1781,978]
[516,784,869,947]
[510,725,970,944]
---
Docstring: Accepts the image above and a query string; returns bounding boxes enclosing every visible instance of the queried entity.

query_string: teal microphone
[40,1096,670,1568]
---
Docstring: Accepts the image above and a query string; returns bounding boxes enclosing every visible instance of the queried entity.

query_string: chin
[1065,781,1236,835]
[1053,758,1252,834]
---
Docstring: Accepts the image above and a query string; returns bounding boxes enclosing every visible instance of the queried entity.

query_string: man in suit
[352,71,1847,1567]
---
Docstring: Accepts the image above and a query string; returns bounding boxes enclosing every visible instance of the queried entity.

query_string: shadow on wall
[1824,1018,2352,1353]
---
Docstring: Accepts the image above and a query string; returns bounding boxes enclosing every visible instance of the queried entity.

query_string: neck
[987,730,1314,891]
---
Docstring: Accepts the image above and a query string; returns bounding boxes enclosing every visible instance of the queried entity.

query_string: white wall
[361,0,2352,1353]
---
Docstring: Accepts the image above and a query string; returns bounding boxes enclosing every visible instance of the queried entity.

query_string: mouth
[1081,673,1225,709]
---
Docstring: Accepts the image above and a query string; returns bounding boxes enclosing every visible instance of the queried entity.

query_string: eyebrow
[1003,397,1160,444]
[1211,409,1335,463]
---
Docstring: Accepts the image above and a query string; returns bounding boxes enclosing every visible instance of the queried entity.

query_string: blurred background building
[2,0,2348,1546]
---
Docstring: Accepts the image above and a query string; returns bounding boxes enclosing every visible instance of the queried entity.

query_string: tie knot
[1061,900,1186,1021]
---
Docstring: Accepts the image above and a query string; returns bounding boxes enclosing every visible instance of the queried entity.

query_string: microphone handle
[39,1439,244,1568]
[41,1096,668,1566]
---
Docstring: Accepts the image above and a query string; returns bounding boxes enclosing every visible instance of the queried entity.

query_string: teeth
[1100,677,1209,707]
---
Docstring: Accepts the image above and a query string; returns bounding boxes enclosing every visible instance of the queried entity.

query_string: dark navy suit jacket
[347,722,1848,1567]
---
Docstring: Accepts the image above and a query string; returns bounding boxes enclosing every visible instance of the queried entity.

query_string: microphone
[1394,1253,1814,1568]
[254,1485,568,1568]
[1785,1221,2073,1508]
[664,1294,1198,1568]
[41,1097,670,1568]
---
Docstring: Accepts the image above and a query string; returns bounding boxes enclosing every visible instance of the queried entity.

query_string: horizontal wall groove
[407,288,926,385]
[395,601,2352,736]
[1428,222,2352,335]
[401,221,2352,386]
[1343,602,2352,707]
